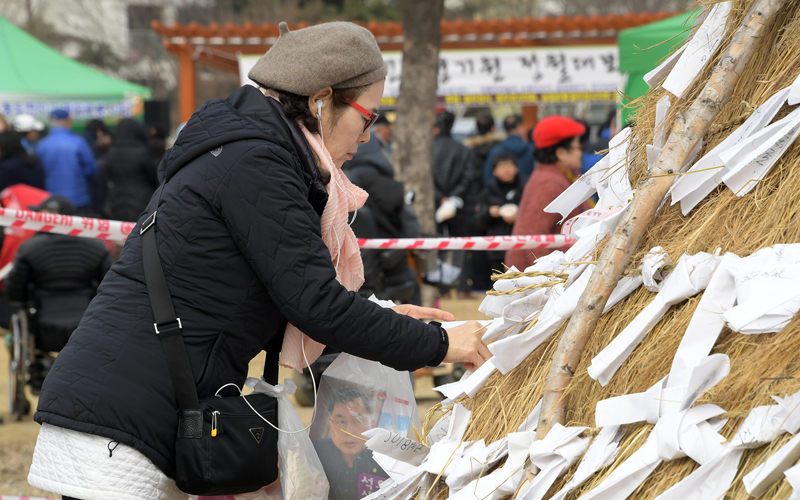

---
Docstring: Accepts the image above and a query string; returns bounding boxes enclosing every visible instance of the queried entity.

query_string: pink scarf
[277,110,368,370]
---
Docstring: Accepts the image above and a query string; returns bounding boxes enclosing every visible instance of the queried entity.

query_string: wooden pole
[522,104,538,135]
[178,46,197,124]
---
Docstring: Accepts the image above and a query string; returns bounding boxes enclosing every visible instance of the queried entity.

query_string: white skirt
[28,423,187,500]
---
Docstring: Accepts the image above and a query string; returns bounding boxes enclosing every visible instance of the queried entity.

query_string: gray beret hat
[248,21,388,96]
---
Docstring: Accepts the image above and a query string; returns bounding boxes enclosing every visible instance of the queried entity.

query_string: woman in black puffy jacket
[102,118,158,221]
[28,21,490,500]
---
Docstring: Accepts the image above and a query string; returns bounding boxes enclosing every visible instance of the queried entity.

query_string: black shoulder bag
[141,186,281,495]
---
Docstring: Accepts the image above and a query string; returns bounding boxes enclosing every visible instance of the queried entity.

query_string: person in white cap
[11,114,45,155]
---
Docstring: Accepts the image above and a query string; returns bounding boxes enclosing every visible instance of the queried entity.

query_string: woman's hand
[392,304,455,321]
[489,205,501,217]
[442,321,491,371]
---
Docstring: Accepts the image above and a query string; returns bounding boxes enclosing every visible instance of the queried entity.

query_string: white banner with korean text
[239,45,619,105]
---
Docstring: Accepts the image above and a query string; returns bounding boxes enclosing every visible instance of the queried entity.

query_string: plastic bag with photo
[309,353,420,500]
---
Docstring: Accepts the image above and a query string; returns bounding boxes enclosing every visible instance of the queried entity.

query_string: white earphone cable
[216,338,318,435]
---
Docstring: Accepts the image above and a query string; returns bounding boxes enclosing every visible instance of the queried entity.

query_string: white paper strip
[370,452,419,483]
[446,438,509,494]
[743,432,800,496]
[518,424,591,500]
[789,71,800,106]
[723,244,800,334]
[545,154,610,221]
[654,95,672,148]
[588,252,721,386]
[641,247,670,292]
[577,435,662,500]
[650,444,744,500]
[550,426,627,500]
[662,2,731,99]
[644,45,687,89]
[784,463,800,500]
[363,428,430,467]
[652,404,727,464]
[670,85,790,215]
[517,400,543,433]
[722,108,800,197]
[652,391,800,500]
[545,127,633,223]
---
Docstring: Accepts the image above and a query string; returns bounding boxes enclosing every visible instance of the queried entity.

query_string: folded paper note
[588,252,721,386]
[662,2,731,99]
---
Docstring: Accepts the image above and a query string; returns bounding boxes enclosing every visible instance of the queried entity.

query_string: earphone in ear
[315,99,324,142]
[315,99,323,119]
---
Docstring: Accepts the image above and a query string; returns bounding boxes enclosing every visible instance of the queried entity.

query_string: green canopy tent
[617,9,701,125]
[0,16,151,120]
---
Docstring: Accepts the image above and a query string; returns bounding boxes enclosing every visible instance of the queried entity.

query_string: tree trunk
[534,0,788,444]
[392,0,444,236]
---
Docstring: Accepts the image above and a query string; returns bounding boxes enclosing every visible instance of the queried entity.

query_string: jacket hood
[159,85,295,183]
[114,118,148,145]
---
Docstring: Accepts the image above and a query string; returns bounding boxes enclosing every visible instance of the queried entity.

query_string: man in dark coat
[102,118,159,222]
[433,111,482,297]
[4,195,111,392]
[433,111,480,226]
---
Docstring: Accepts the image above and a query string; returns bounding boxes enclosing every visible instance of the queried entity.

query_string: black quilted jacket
[34,85,446,478]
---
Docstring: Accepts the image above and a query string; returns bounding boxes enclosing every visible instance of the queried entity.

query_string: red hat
[533,116,586,149]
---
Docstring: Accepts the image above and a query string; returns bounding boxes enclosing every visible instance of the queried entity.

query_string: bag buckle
[141,211,157,234]
[154,318,182,336]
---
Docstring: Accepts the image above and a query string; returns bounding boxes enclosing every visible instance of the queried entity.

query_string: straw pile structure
[422,1,800,498]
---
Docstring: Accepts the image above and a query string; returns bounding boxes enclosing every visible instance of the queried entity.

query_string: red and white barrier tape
[0,208,134,243]
[357,235,575,250]
[0,208,575,250]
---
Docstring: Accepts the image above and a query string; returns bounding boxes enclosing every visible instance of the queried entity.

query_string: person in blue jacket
[482,114,534,185]
[35,109,97,213]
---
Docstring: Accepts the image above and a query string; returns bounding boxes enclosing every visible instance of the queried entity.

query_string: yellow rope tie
[490,270,569,281]
[485,279,567,296]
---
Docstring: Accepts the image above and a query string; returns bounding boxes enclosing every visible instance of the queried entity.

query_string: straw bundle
[421,1,800,498]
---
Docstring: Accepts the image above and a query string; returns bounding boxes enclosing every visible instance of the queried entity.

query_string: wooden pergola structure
[152,12,677,124]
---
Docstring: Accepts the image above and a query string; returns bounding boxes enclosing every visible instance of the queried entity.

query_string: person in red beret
[505,116,592,271]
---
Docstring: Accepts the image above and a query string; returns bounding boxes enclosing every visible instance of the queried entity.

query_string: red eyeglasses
[347,100,380,132]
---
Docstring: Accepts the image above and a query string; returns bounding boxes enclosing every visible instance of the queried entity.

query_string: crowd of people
[0,110,166,399]
[0,109,165,220]
[342,107,615,300]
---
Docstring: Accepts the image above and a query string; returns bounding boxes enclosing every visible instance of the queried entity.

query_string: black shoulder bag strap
[141,183,282,412]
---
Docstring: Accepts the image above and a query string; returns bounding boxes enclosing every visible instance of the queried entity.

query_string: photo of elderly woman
[312,385,389,500]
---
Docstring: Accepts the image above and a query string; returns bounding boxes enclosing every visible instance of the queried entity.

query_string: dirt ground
[0,296,484,498]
